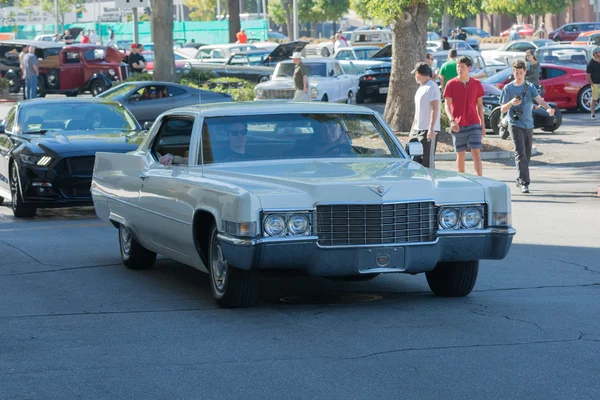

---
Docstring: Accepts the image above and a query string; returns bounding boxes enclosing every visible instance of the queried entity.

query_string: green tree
[364,0,480,131]
[185,0,221,21]
[350,0,372,22]
[483,0,576,24]
[270,0,350,37]
[21,0,78,29]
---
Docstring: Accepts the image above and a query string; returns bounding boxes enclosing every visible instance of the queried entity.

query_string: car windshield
[201,113,402,164]
[19,103,139,133]
[84,48,107,61]
[275,63,327,78]
[354,49,379,60]
[538,47,588,65]
[97,83,138,99]
[484,68,512,84]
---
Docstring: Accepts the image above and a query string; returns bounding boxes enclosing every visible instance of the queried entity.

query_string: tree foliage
[482,0,576,17]
[270,0,350,26]
[185,0,218,21]
[350,0,372,22]
[20,0,79,26]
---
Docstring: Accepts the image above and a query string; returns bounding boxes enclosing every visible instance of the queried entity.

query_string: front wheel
[207,223,258,308]
[119,224,156,269]
[489,108,501,135]
[5,71,21,93]
[0,196,4,206]
[90,79,109,96]
[426,260,479,297]
[356,90,365,104]
[577,85,600,113]
[10,163,36,218]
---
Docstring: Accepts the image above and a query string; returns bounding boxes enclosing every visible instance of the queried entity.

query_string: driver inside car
[286,121,352,156]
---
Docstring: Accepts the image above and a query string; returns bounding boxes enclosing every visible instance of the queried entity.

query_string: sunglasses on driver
[229,129,247,136]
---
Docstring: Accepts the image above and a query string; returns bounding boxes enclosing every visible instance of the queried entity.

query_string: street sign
[114,0,149,8]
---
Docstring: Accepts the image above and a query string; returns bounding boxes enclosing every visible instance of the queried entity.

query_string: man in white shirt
[409,62,441,168]
[334,31,349,53]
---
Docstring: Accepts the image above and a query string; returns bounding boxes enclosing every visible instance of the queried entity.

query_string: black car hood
[62,27,83,40]
[264,41,309,64]
[28,131,143,155]
[371,44,391,60]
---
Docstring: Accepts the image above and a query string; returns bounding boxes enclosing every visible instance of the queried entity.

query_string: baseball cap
[594,47,600,55]
[130,44,138,49]
[410,62,432,76]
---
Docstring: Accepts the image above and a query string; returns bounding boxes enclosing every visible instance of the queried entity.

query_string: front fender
[85,73,113,91]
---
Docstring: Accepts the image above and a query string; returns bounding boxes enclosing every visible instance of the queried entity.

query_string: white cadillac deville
[253,58,359,103]
[91,102,515,308]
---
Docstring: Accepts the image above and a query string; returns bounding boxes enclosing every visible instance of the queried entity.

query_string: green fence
[0,19,268,45]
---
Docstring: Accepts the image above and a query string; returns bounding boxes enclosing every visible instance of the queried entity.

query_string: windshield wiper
[22,129,49,135]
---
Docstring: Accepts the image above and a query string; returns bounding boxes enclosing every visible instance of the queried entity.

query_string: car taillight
[362,75,376,81]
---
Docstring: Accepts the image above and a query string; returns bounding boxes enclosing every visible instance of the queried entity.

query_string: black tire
[10,163,36,218]
[541,106,562,132]
[0,196,4,206]
[346,91,354,104]
[36,76,46,98]
[90,79,109,96]
[258,75,269,83]
[321,94,328,102]
[119,224,156,270]
[46,69,60,90]
[426,260,479,297]
[5,71,21,93]
[489,108,501,135]
[321,47,330,57]
[207,223,258,308]
[356,90,365,104]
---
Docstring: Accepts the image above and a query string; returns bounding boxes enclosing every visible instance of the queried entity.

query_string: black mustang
[0,98,146,217]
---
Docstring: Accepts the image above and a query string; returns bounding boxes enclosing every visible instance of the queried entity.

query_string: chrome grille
[316,202,437,246]
[262,89,296,99]
[304,47,319,56]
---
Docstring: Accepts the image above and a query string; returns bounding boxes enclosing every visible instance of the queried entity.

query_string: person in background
[19,46,29,100]
[22,46,39,100]
[533,23,547,39]
[500,60,555,193]
[190,38,196,44]
[107,26,115,47]
[291,52,309,101]
[439,48,458,90]
[443,56,486,176]
[236,28,248,44]
[456,27,467,41]
[63,30,74,44]
[509,26,521,42]
[450,29,457,39]
[52,34,60,42]
[425,52,438,80]
[586,47,600,119]
[88,29,98,44]
[128,44,146,74]
[525,49,541,89]
[80,31,90,44]
[334,31,349,52]
[441,36,451,50]
[409,62,440,168]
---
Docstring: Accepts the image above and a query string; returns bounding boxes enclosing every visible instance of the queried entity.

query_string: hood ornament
[369,185,390,197]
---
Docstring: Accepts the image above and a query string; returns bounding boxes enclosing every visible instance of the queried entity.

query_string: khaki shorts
[592,84,600,101]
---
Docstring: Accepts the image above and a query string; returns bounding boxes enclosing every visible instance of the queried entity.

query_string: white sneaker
[592,114,596,120]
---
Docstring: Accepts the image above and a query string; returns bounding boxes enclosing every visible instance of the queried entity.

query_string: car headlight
[108,68,115,76]
[491,212,511,227]
[20,154,52,166]
[264,214,285,237]
[254,88,264,98]
[287,214,309,235]
[310,87,318,98]
[439,208,459,229]
[461,207,482,229]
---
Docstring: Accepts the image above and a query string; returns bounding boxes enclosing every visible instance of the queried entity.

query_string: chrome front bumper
[217,227,516,276]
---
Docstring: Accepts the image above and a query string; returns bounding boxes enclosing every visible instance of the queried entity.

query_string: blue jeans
[24,76,37,99]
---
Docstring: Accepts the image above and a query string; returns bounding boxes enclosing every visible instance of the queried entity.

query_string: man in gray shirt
[22,46,39,100]
[291,52,309,102]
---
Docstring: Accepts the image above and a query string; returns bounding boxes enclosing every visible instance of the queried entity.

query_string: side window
[197,49,211,59]
[563,25,574,33]
[230,55,246,65]
[168,86,186,97]
[546,68,566,79]
[152,117,195,165]
[212,50,224,59]
[523,44,535,52]
[64,51,80,64]
[506,44,518,52]
[333,62,343,76]
[4,106,17,132]
[132,85,168,101]
[336,50,350,60]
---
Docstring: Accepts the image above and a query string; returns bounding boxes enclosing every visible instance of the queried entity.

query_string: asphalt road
[1,102,599,399]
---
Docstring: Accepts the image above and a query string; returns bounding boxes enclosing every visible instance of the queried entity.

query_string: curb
[435,146,538,161]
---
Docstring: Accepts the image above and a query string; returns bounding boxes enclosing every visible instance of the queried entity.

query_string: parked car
[140,51,191,75]
[481,82,561,135]
[460,27,491,38]
[370,44,392,62]
[481,39,554,67]
[432,50,495,79]
[333,46,383,74]
[537,45,592,66]
[484,64,599,112]
[356,62,391,103]
[90,101,516,307]
[500,24,534,38]
[187,41,308,84]
[572,30,600,46]
[254,58,359,103]
[549,22,600,42]
[427,32,441,41]
[97,81,232,126]
[428,39,474,51]
[0,41,128,97]
[0,98,145,218]
[190,43,258,65]
[305,29,390,57]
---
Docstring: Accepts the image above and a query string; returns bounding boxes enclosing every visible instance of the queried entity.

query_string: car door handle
[139,174,149,180]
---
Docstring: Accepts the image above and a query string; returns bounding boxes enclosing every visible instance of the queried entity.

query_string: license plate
[379,87,389,94]
[358,247,405,271]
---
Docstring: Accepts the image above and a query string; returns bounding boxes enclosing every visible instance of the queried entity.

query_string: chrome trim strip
[217,233,318,246]
[314,198,436,206]
[315,238,439,249]
[91,189,138,210]
[437,227,515,236]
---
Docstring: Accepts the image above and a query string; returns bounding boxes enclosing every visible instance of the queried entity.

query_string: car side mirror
[143,121,152,131]
[0,124,5,134]
[405,141,424,157]
[129,93,141,102]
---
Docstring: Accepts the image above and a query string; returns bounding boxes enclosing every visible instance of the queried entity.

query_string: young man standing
[409,62,440,168]
[291,52,309,101]
[439,49,458,90]
[443,56,486,176]
[500,60,555,193]
[585,47,600,119]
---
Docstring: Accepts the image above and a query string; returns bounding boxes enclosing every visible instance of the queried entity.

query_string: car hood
[264,41,309,64]
[371,45,391,59]
[27,131,142,156]
[202,159,492,208]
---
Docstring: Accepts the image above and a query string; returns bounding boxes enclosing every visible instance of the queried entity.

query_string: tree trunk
[228,0,241,43]
[150,0,175,82]
[384,4,429,133]
[441,11,450,38]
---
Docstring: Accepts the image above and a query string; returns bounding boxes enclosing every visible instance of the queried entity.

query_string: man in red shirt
[80,32,90,44]
[236,28,248,44]
[443,56,486,176]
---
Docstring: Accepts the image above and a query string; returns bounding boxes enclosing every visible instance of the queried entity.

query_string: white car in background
[254,58,359,103]
[481,39,555,67]
[333,46,382,74]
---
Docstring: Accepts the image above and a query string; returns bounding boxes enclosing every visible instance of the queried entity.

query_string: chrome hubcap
[582,88,600,111]
[10,166,18,210]
[211,240,227,296]
[120,226,132,256]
